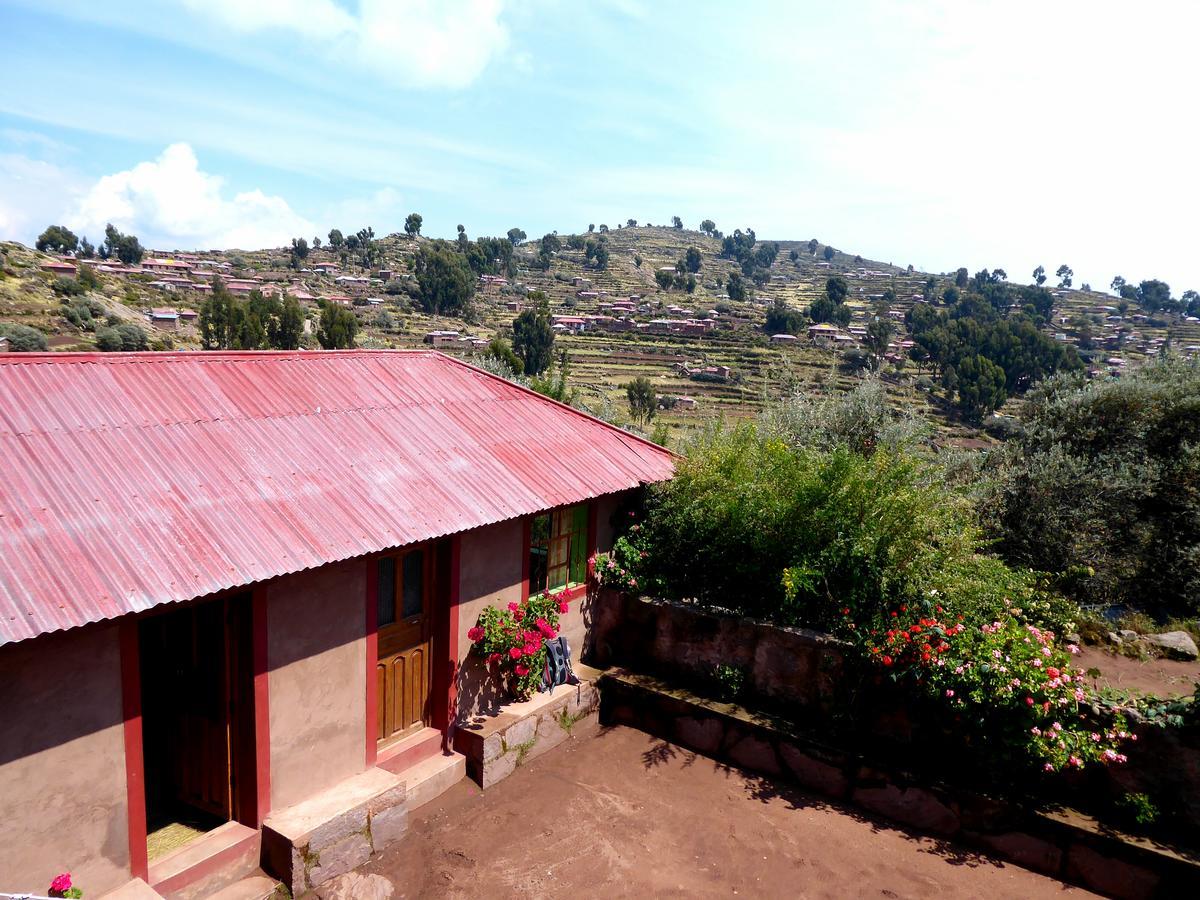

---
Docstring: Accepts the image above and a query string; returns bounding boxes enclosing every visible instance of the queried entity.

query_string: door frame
[365,535,458,767]
[119,586,269,882]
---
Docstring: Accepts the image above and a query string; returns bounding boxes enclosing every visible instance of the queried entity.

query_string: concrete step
[148,821,261,900]
[205,874,281,900]
[376,726,443,775]
[400,750,466,812]
[98,878,165,899]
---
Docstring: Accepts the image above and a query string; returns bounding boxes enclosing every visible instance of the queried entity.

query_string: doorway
[139,593,256,859]
[376,548,433,745]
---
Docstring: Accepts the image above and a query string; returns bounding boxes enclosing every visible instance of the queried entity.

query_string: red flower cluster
[862,611,962,670]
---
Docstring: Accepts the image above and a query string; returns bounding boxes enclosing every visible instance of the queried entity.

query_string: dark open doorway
[139,593,256,859]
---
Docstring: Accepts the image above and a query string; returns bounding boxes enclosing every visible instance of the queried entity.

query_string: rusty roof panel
[0,350,674,644]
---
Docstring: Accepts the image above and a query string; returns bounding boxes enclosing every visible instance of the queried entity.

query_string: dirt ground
[362,726,1096,899]
[1074,645,1200,698]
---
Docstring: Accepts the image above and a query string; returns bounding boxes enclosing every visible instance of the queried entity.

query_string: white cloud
[179,0,511,89]
[66,143,315,251]
[0,154,87,243]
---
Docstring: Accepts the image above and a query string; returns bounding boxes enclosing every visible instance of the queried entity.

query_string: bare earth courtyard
[356,725,1096,899]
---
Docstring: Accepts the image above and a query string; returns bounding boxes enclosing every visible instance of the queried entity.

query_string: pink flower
[944,689,954,698]
[515,664,530,677]
[558,600,569,614]
[50,874,72,894]
[1043,762,1054,772]
[509,647,522,659]
[508,601,519,612]
[467,626,485,642]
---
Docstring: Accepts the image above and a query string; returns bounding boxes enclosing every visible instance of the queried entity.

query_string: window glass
[528,513,550,596]
[402,550,424,618]
[377,557,396,627]
[529,504,589,596]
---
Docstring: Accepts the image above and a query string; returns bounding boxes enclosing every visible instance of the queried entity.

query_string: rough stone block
[482,731,505,763]
[1065,843,1160,898]
[367,784,407,816]
[751,630,815,704]
[674,714,724,755]
[482,747,518,788]
[503,715,537,749]
[369,804,409,850]
[778,742,848,798]
[307,833,372,888]
[972,830,1062,875]
[727,732,782,776]
[306,805,368,854]
[852,784,960,836]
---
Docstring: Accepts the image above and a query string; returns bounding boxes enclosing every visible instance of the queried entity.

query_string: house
[312,262,340,274]
[40,260,77,274]
[148,308,179,329]
[770,333,798,343]
[0,350,674,898]
[142,259,194,275]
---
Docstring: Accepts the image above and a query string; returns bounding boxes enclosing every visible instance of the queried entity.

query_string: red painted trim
[586,501,599,581]
[443,533,462,745]
[364,557,379,767]
[251,587,271,824]
[520,516,532,603]
[119,619,149,882]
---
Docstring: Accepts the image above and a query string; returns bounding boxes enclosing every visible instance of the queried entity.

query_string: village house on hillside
[0,350,674,897]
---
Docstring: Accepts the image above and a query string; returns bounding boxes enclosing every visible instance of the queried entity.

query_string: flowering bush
[852,595,1133,773]
[595,532,644,593]
[49,872,83,898]
[468,589,570,700]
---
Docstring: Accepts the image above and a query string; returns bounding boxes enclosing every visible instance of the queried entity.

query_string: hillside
[3,225,1199,446]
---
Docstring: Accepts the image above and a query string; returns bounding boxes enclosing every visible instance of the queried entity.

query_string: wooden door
[376,548,432,745]
[140,599,234,822]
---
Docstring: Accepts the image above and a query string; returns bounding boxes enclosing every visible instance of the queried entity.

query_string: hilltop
[3,222,1199,446]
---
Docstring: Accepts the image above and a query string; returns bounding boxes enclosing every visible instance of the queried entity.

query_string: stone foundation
[455,668,601,789]
[261,767,408,897]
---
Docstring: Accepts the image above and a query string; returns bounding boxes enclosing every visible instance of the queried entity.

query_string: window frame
[522,501,597,603]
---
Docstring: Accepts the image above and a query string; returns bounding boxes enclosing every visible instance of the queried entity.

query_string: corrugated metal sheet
[0,350,675,645]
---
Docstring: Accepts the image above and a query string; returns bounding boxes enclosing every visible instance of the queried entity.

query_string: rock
[1140,630,1199,660]
[317,872,394,900]
[1064,633,1082,647]
[1106,631,1123,646]
[1119,629,1139,642]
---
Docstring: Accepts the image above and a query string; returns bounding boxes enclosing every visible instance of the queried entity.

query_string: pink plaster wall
[0,624,131,896]
[267,559,367,810]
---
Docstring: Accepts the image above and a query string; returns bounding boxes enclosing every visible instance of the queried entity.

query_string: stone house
[0,350,674,897]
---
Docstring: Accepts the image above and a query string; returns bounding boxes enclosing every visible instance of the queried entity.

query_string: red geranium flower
[558,600,569,614]
[467,626,485,642]
[49,874,72,896]
[882,655,893,667]
[507,601,519,612]
[515,664,530,676]
[509,647,523,659]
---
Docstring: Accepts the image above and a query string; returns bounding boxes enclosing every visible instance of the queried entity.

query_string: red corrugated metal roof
[0,350,674,645]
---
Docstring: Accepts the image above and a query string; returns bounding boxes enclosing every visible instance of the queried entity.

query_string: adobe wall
[268,559,367,810]
[0,624,131,896]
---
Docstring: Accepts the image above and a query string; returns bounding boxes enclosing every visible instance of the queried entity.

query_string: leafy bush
[51,276,84,297]
[0,323,48,351]
[625,420,978,630]
[467,589,571,699]
[95,323,148,352]
[987,358,1200,617]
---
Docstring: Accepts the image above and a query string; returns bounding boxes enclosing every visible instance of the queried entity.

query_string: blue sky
[1,1,1198,293]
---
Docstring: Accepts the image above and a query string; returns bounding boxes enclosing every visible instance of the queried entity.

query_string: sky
[1,0,1198,293]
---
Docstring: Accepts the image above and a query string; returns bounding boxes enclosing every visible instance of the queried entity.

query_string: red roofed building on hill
[0,350,674,896]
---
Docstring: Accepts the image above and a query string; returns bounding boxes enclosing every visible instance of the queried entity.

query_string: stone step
[205,874,281,900]
[148,821,261,900]
[400,749,466,812]
[97,878,165,899]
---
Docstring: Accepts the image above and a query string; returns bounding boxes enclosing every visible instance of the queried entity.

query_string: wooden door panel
[378,642,431,742]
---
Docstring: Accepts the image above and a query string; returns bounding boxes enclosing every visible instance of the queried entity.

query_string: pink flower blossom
[945,689,954,698]
[50,874,72,894]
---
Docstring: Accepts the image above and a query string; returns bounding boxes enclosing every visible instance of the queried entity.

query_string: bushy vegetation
[986,357,1200,617]
[0,323,48,351]
[597,381,1143,774]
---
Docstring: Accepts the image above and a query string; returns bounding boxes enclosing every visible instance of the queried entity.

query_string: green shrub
[51,276,84,297]
[629,420,978,629]
[0,323,48,351]
[987,358,1200,617]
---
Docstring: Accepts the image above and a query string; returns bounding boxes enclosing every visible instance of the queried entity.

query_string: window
[377,549,425,627]
[528,503,589,596]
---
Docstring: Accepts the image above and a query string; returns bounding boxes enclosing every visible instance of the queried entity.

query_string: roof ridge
[0,349,435,365]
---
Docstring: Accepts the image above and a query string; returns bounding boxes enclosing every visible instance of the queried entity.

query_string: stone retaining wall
[601,669,1200,899]
[454,679,600,789]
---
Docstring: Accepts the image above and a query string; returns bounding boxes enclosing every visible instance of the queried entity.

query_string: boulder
[1140,630,1199,660]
